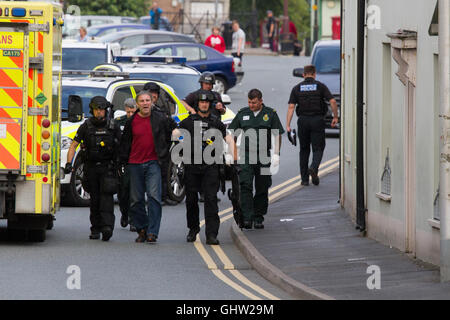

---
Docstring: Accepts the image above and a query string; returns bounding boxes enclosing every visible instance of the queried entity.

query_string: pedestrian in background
[205,26,226,53]
[231,20,245,65]
[149,2,163,30]
[286,65,338,186]
[228,89,284,230]
[266,10,275,52]
[115,98,137,232]
[119,91,177,243]
[77,27,88,42]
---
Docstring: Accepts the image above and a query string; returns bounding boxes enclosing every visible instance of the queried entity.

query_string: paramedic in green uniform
[228,89,285,229]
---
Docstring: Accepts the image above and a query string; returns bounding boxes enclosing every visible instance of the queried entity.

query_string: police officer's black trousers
[184,165,220,237]
[85,163,115,233]
[297,115,326,182]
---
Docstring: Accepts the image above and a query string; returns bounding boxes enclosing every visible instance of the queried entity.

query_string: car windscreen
[61,86,107,119]
[129,73,199,99]
[62,48,108,70]
[312,46,341,74]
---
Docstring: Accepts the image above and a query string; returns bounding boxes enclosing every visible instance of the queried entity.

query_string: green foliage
[230,0,310,40]
[65,0,148,17]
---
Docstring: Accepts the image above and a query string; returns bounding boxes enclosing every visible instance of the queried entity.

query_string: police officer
[182,71,226,118]
[174,90,235,245]
[286,64,338,186]
[228,89,284,229]
[115,98,137,231]
[65,96,121,241]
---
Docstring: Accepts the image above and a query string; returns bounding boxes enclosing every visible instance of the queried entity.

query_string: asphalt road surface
[0,55,339,300]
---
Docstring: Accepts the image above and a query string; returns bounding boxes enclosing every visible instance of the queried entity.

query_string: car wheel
[167,160,185,203]
[213,76,227,95]
[64,157,90,207]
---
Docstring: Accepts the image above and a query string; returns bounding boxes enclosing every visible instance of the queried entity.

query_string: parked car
[62,40,121,71]
[123,42,244,94]
[63,15,138,38]
[87,23,149,38]
[98,30,196,52]
[139,16,173,31]
[293,40,341,132]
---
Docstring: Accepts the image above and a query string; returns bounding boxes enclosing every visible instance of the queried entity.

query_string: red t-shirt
[205,35,226,53]
[128,113,158,164]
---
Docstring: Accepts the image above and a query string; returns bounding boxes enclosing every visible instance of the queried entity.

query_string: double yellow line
[193,156,340,300]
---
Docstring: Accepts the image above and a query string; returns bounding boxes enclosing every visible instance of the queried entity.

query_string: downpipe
[356,0,367,232]
[439,0,450,282]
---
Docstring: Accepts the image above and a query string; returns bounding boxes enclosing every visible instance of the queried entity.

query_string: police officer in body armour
[174,90,236,245]
[65,96,121,241]
[182,71,226,118]
[286,65,338,186]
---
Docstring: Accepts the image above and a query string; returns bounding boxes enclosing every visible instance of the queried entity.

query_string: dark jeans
[184,165,220,237]
[297,115,326,182]
[85,163,115,233]
[268,36,274,51]
[128,160,162,237]
[239,163,272,223]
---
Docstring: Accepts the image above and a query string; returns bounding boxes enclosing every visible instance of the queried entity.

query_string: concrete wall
[341,0,441,266]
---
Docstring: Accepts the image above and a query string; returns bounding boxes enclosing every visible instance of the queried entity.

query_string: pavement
[230,169,450,300]
[224,47,278,56]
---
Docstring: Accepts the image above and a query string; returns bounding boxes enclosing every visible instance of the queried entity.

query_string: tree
[230,0,310,41]
[65,0,148,17]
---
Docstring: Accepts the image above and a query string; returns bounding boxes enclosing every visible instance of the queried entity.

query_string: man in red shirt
[119,91,177,243]
[204,26,226,53]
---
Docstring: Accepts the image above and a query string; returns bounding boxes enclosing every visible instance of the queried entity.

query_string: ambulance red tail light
[42,153,50,162]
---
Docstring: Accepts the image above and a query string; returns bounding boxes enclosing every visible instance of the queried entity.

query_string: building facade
[341,0,445,266]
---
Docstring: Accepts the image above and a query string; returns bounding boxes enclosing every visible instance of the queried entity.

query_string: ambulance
[0,2,63,241]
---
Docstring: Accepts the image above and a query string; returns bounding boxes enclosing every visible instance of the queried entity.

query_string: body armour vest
[86,119,115,162]
[295,79,325,116]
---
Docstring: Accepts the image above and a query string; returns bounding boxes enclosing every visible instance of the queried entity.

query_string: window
[199,48,207,60]
[62,48,107,71]
[120,35,145,50]
[150,47,173,56]
[176,46,201,61]
[111,86,133,111]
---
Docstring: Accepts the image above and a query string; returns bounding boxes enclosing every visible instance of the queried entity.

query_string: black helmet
[144,82,160,93]
[89,96,110,115]
[199,72,215,85]
[197,90,214,102]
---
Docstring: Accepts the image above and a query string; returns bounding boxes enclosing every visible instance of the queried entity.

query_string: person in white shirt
[77,27,88,42]
[231,20,245,65]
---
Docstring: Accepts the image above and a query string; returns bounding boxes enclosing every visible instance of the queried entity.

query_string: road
[0,55,339,300]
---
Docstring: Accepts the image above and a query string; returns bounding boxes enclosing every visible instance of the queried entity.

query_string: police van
[60,57,235,206]
[0,1,63,241]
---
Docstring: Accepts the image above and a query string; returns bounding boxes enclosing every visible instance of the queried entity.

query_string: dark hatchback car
[98,30,195,51]
[123,42,243,94]
[293,40,341,132]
